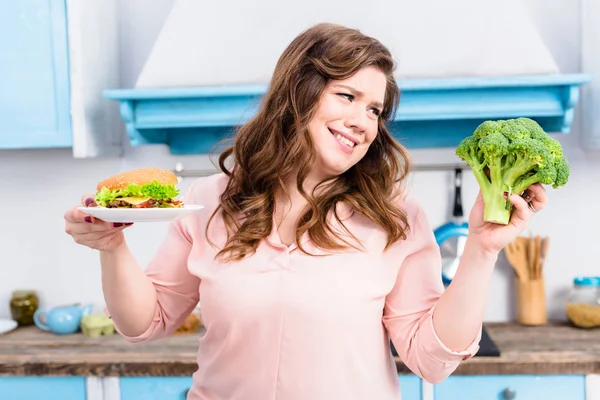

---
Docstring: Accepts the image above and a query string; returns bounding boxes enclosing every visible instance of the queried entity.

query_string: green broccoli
[455,117,570,225]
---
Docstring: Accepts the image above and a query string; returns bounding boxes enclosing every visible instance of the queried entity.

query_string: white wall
[0,0,598,323]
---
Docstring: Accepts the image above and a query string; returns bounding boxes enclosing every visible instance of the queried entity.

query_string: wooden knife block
[516,278,547,325]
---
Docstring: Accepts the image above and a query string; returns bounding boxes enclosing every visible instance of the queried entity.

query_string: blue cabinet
[0,376,86,400]
[120,376,193,400]
[398,374,421,400]
[0,374,591,399]
[0,0,72,148]
[120,375,419,399]
[434,375,585,400]
[104,74,591,155]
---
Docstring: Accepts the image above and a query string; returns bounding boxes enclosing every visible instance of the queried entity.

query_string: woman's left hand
[467,183,548,255]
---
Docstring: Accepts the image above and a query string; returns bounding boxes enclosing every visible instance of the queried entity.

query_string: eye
[337,93,354,101]
[369,108,382,117]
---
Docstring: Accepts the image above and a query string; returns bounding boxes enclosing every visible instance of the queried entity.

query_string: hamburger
[94,168,183,208]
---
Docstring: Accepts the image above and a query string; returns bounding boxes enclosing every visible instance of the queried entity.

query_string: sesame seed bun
[96,168,178,191]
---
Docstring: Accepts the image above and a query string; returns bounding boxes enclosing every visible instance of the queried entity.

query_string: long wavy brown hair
[207,23,412,261]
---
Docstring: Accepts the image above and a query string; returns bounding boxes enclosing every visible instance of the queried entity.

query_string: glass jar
[10,290,39,326]
[565,277,600,328]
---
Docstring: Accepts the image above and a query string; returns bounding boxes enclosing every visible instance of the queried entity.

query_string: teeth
[335,133,355,148]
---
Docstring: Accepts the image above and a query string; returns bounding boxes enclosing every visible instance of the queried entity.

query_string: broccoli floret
[455,117,570,225]
[473,120,505,139]
[553,157,570,187]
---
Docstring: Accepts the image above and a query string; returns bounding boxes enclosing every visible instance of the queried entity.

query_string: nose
[344,109,369,134]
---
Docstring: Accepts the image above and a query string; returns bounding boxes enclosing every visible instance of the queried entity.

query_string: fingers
[65,217,132,236]
[64,207,106,228]
[81,195,97,207]
[73,226,125,242]
[75,195,98,224]
[520,183,547,214]
[65,219,133,250]
[507,183,549,223]
[508,192,532,221]
[64,204,133,247]
[66,195,136,251]
[71,229,125,251]
[65,207,92,224]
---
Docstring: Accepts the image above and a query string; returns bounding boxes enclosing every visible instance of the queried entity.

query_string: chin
[316,156,357,178]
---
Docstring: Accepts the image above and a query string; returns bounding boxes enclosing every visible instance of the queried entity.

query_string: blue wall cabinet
[120,376,193,400]
[0,376,86,400]
[105,74,592,155]
[0,0,72,148]
[434,375,586,400]
[0,0,122,156]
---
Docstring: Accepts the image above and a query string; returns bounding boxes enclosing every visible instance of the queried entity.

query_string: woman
[64,23,546,399]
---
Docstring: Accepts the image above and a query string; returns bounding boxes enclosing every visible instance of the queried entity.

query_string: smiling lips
[329,128,358,151]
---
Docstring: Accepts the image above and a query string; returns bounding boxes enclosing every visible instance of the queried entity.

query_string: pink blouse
[109,173,480,399]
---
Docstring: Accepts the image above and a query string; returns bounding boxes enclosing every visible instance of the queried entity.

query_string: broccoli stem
[472,164,512,225]
[506,155,537,193]
[482,189,512,225]
[513,174,539,195]
[470,165,491,201]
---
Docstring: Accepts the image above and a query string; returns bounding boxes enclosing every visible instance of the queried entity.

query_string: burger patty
[106,198,176,208]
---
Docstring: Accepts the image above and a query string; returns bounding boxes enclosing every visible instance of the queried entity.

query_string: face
[307,66,387,181]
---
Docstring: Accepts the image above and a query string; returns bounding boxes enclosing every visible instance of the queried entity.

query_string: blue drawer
[122,375,419,399]
[398,374,421,400]
[0,376,86,400]
[435,375,585,400]
[120,377,193,400]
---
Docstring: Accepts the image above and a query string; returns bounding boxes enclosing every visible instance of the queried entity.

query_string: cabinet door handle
[502,387,516,399]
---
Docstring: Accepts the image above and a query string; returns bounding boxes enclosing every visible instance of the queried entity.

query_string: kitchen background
[0,0,599,324]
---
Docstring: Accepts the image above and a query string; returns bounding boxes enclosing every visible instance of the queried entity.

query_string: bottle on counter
[565,277,600,328]
[10,290,39,326]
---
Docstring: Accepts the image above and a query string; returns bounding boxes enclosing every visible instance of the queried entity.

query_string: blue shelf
[104,73,591,154]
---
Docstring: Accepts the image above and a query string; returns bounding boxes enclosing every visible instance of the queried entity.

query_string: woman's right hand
[64,195,134,251]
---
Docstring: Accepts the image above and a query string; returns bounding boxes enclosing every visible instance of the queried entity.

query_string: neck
[280,169,335,203]
[273,170,338,228]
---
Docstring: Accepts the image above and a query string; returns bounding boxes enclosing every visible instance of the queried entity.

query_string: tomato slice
[134,200,153,208]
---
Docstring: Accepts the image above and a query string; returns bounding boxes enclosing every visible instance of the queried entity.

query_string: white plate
[0,319,17,335]
[77,205,205,223]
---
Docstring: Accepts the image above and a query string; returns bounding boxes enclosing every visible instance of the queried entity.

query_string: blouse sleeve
[382,201,481,384]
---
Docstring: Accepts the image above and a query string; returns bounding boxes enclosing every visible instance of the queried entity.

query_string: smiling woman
[212,23,411,260]
[64,22,548,400]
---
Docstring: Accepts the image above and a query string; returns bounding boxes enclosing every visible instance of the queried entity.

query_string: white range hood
[135,0,559,88]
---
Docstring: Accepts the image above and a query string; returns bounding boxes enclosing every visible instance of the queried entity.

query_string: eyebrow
[332,84,384,110]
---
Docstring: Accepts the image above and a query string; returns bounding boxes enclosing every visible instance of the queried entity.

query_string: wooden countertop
[0,322,598,376]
